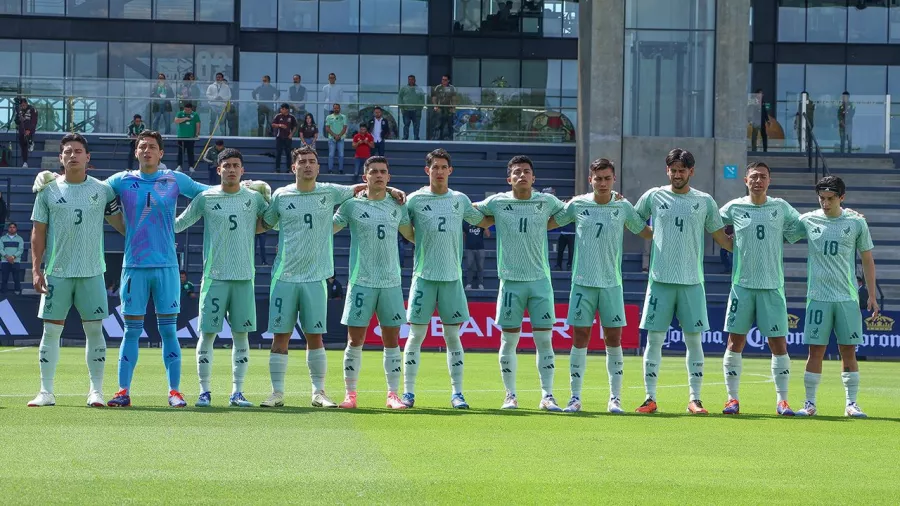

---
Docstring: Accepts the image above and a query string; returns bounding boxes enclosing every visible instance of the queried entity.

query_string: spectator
[542,187,573,270]
[839,91,855,153]
[367,106,391,156]
[174,102,200,173]
[150,73,175,134]
[325,103,348,174]
[180,270,195,299]
[858,275,885,311]
[1,222,23,295]
[641,217,651,272]
[178,72,201,111]
[352,123,375,177]
[748,88,769,152]
[0,191,7,228]
[721,224,734,273]
[431,75,457,140]
[126,114,145,170]
[327,276,344,300]
[288,74,308,119]
[464,221,489,290]
[272,103,298,173]
[399,234,411,268]
[253,75,280,137]
[399,74,426,140]
[201,139,226,183]
[299,113,319,148]
[322,72,343,121]
[206,72,232,135]
[107,282,120,298]
[14,97,37,168]
[257,230,268,266]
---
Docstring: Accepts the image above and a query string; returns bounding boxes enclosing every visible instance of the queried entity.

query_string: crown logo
[787,314,800,330]
[865,314,894,332]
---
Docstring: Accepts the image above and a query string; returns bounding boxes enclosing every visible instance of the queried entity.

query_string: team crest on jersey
[612,209,619,217]
[91,193,100,203]
[691,203,701,213]
[391,209,398,218]
[320,196,327,205]
[244,199,252,210]
[453,201,460,211]
[771,209,778,219]
[842,226,852,237]
[536,202,544,211]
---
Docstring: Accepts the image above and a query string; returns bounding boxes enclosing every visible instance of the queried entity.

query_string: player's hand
[615,193,625,201]
[33,271,47,294]
[868,296,880,318]
[388,187,406,204]
[243,180,272,203]
[33,170,58,193]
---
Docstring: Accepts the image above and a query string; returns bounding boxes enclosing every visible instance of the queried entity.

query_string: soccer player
[401,148,491,409]
[785,176,878,418]
[259,146,405,409]
[474,155,567,411]
[634,148,732,415]
[549,158,652,413]
[333,156,415,409]
[175,148,269,408]
[27,133,125,407]
[718,162,802,416]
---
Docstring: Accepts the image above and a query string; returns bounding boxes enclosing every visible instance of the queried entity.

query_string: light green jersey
[720,196,801,290]
[175,187,267,281]
[475,191,565,282]
[785,209,874,303]
[556,193,646,288]
[333,196,411,288]
[635,186,724,286]
[31,176,119,278]
[407,187,484,282]
[263,183,356,283]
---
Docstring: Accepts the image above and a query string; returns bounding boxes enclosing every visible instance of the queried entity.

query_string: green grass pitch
[1,346,898,504]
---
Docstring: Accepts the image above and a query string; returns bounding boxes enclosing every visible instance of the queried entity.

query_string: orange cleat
[339,391,358,409]
[687,400,708,415]
[722,399,740,415]
[635,398,658,413]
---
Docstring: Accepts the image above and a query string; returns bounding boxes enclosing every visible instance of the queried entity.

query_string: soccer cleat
[229,392,253,408]
[607,397,625,414]
[563,396,582,413]
[539,395,563,412]
[478,284,484,290]
[260,392,285,408]
[27,391,56,407]
[311,390,338,408]
[464,284,472,290]
[86,391,105,408]
[107,389,131,407]
[175,165,183,172]
[635,398,658,413]
[189,166,195,174]
[451,393,469,409]
[168,390,187,408]
[195,392,211,408]
[795,401,817,417]
[22,162,28,168]
[722,399,740,415]
[400,392,415,408]
[339,391,358,409]
[687,400,708,415]
[501,392,518,409]
[776,400,795,416]
[386,392,408,410]
[845,402,867,418]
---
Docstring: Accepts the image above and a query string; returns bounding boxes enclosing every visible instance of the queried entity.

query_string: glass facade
[241,0,427,33]
[452,0,578,37]
[10,0,235,21]
[778,0,900,43]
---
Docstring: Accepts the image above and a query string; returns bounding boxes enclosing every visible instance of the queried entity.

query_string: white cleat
[562,396,582,413]
[539,395,564,412]
[175,165,183,172]
[607,397,625,414]
[845,402,867,418]
[795,401,817,417]
[501,392,518,409]
[86,391,105,407]
[260,392,285,408]
[27,391,56,407]
[311,390,338,408]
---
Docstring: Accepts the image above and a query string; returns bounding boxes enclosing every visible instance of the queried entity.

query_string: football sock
[533,330,555,397]
[499,331,520,395]
[804,371,821,405]
[772,354,791,403]
[403,324,427,394]
[606,345,624,400]
[197,332,215,393]
[82,320,106,393]
[443,324,465,394]
[231,332,250,394]
[38,322,63,393]
[158,317,181,391]
[643,331,665,400]
[685,332,704,401]
[118,320,143,391]
[569,346,587,399]
[841,371,860,405]
[307,347,327,394]
[723,350,742,401]
[384,347,402,393]
[343,344,362,392]
[269,352,288,393]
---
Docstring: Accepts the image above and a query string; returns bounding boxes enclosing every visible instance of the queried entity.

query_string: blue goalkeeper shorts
[120,267,181,316]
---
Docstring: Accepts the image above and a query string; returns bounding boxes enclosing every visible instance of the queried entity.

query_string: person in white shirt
[322,73,343,120]
[205,72,232,135]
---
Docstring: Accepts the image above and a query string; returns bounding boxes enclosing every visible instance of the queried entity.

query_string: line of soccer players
[26,133,879,417]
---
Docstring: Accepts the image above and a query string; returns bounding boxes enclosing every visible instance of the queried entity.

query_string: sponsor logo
[405,360,417,366]
[695,320,704,327]
[130,182,140,190]
[742,212,750,219]
[788,314,800,329]
[612,315,622,323]
[235,357,248,364]
[359,212,370,219]
[212,203,222,210]
[580,209,590,217]
[170,301,179,308]
[541,312,552,320]
[501,368,512,373]
[287,203,296,210]
[93,307,105,315]
[451,360,463,367]
[570,372,581,378]
[166,352,179,359]
[658,203,670,211]
[770,325,779,333]
[851,332,860,341]
[93,356,105,362]
[865,314,894,332]
[199,358,209,364]
[56,197,67,204]
[452,311,462,319]
[503,204,514,211]
[392,313,403,321]
[243,319,252,327]
[313,321,323,329]
[422,205,432,212]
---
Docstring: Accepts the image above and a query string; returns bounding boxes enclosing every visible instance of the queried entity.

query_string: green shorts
[342,284,406,328]
[567,284,626,328]
[803,299,864,346]
[496,278,556,329]
[268,279,328,335]
[639,280,709,332]
[724,285,789,337]
[407,276,470,325]
[199,279,257,333]
[38,274,108,321]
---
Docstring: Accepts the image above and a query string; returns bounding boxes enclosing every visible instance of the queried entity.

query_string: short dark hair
[746,161,770,175]
[183,102,193,109]
[215,139,224,146]
[180,270,187,276]
[133,114,142,119]
[857,275,864,283]
[754,88,763,94]
[506,155,533,176]
[215,72,224,78]
[665,148,695,169]
[815,175,846,197]
[217,147,243,166]
[7,221,16,228]
[280,103,290,110]
[589,158,615,174]
[59,132,90,154]
[426,148,451,168]
[364,156,389,173]
[359,123,367,129]
[374,106,382,111]
[293,74,301,80]
[136,130,164,149]
[292,145,318,164]
[263,75,271,81]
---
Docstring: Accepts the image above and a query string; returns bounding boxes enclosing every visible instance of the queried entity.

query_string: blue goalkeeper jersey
[106,169,208,268]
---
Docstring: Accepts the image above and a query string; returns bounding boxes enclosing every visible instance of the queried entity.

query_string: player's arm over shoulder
[173,171,209,199]
[704,194,725,233]
[332,199,353,233]
[633,187,658,220]
[783,212,810,243]
[175,193,206,233]
[472,193,497,216]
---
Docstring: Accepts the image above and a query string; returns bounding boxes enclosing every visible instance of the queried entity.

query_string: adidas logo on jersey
[742,212,751,219]
[541,312,552,320]
[166,352,179,359]
[851,332,860,340]
[451,360,463,367]
[778,369,790,375]
[691,372,703,377]
[392,313,402,321]
[645,372,657,378]
[212,203,222,210]
[344,365,355,371]
[695,320,704,327]
[571,372,581,378]
[422,205,432,212]
[286,203,296,210]
[658,203,670,210]
[813,227,822,234]
[503,205,514,211]
[770,325,780,332]
[93,307,104,315]
[56,197,67,204]
[236,357,248,364]
[612,315,622,323]
[314,321,323,329]
[170,301,179,308]
[130,182,140,189]
[93,357,105,362]
[243,319,253,327]
[405,360,417,366]
[452,311,462,318]
[359,212,370,219]
[39,358,49,363]
[726,371,737,376]
[580,209,590,217]
[501,368,512,373]
[391,366,401,373]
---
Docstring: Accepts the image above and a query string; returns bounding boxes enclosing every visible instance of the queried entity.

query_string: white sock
[569,346,587,399]
[771,354,790,403]
[723,350,742,401]
[606,345,624,400]
[444,325,465,394]
[38,323,64,393]
[841,371,860,405]
[197,332,216,393]
[403,324,427,394]
[306,347,327,394]
[82,321,106,393]
[384,347,402,393]
[269,353,288,393]
[804,371,821,405]
[684,332,704,401]
[643,331,665,400]
[533,330,555,397]
[499,331,520,395]
[343,344,363,393]
[231,332,249,394]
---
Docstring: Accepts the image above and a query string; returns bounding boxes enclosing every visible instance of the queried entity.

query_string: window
[0,0,20,14]
[807,0,848,42]
[361,0,400,33]
[154,0,193,20]
[67,0,108,17]
[451,59,480,88]
[359,55,401,109]
[22,40,65,77]
[242,0,277,28]
[279,0,318,31]
[453,0,481,32]
[401,0,428,33]
[778,0,807,41]
[319,0,360,33]
[66,41,108,78]
[625,0,715,30]
[110,42,152,79]
[317,54,360,114]
[25,0,64,15]
[197,0,233,22]
[110,0,151,19]
[277,53,318,84]
[480,59,520,88]
[848,0,888,43]
[195,45,233,83]
[152,44,194,81]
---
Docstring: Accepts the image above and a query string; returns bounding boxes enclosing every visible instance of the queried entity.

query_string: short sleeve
[105,171,126,195]
[624,202,646,234]
[704,196,725,233]
[173,171,209,199]
[31,190,49,224]
[555,201,576,227]
[175,193,205,233]
[103,182,121,216]
[333,200,351,228]
[783,201,802,231]
[634,188,655,221]
[461,195,484,226]
[332,184,356,205]
[263,192,280,228]
[546,194,566,219]
[856,220,875,252]
[474,195,495,216]
[783,216,807,244]
[719,200,733,226]
[255,192,267,216]
[399,204,411,226]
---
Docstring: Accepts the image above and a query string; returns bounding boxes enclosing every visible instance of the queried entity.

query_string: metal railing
[802,112,829,184]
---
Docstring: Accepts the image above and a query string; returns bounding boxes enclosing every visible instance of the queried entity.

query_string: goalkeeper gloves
[32,170,58,193]
[244,180,272,203]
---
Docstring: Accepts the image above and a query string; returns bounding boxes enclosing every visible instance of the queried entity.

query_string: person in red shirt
[352,124,375,177]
